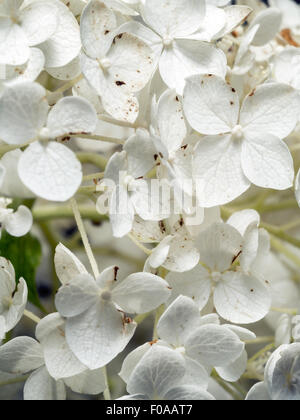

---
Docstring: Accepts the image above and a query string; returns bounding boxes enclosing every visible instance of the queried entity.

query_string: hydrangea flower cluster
[0,0,300,401]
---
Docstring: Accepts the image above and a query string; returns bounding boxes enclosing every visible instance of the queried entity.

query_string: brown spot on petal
[280,29,300,47]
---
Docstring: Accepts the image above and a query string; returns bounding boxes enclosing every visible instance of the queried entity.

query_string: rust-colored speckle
[280,29,300,47]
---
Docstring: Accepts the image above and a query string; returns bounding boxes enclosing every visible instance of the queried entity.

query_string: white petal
[216,349,247,382]
[104,150,127,184]
[160,42,227,95]
[0,337,44,374]
[80,0,116,59]
[18,141,82,202]
[155,89,186,153]
[47,96,97,138]
[0,18,29,65]
[5,278,28,331]
[46,56,81,81]
[65,301,136,369]
[38,0,81,68]
[240,83,300,139]
[241,132,294,190]
[183,74,238,135]
[0,316,5,340]
[148,236,172,269]
[109,185,135,238]
[248,8,282,47]
[81,53,140,123]
[214,272,271,324]
[223,325,256,342]
[54,243,88,286]
[112,272,171,314]
[195,222,243,272]
[0,150,34,198]
[41,320,87,380]
[181,356,209,389]
[64,368,106,395]
[4,205,32,237]
[106,32,155,94]
[246,381,271,400]
[166,266,211,311]
[157,296,202,346]
[20,2,58,46]
[218,5,252,38]
[55,274,99,318]
[0,258,15,300]
[24,366,66,400]
[193,134,250,207]
[0,81,48,145]
[119,343,152,384]
[272,48,300,90]
[163,237,200,273]
[228,209,260,272]
[6,47,45,82]
[124,129,156,178]
[187,5,226,42]
[127,345,186,398]
[185,324,244,367]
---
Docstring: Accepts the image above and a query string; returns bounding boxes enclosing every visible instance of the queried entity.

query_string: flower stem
[70,198,100,278]
[23,309,41,324]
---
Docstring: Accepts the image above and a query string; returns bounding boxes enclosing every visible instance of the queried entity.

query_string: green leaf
[0,231,44,311]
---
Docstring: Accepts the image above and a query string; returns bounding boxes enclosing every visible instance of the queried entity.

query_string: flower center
[123,175,135,188]
[100,290,112,301]
[99,58,111,70]
[38,127,50,142]
[232,125,243,141]
[175,346,186,355]
[163,35,173,47]
[211,271,222,283]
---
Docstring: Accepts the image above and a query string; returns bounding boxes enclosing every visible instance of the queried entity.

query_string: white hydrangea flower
[183,74,299,206]
[0,0,59,66]
[247,343,300,400]
[0,313,106,400]
[0,257,27,340]
[167,222,271,324]
[0,198,32,238]
[0,81,98,202]
[119,345,215,400]
[120,0,231,95]
[80,0,155,123]
[121,296,253,386]
[54,243,171,369]
[98,149,170,238]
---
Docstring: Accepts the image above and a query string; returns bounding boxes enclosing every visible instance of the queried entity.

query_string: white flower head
[0,257,27,339]
[80,0,155,123]
[54,243,171,369]
[183,75,299,206]
[167,222,271,324]
[0,81,98,202]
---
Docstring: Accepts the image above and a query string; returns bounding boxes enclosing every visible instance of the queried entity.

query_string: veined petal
[161,42,227,96]
[18,142,82,202]
[183,75,238,135]
[193,134,250,207]
[65,301,136,369]
[214,272,271,324]
[0,81,48,145]
[241,132,294,190]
